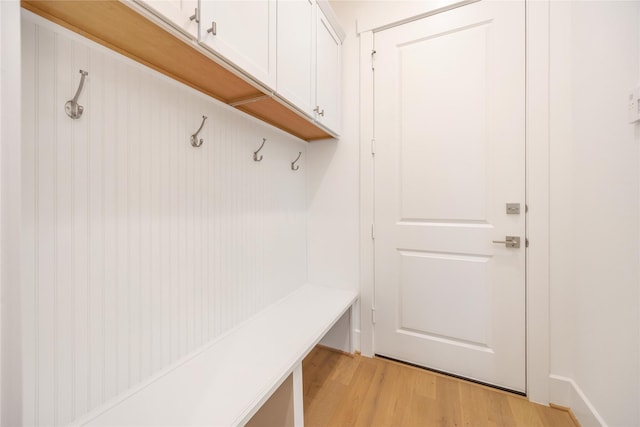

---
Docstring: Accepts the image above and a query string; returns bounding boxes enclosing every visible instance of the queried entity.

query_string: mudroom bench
[74,284,358,427]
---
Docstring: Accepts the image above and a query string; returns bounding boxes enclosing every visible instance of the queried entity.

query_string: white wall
[306,139,358,293]
[549,2,640,426]
[21,12,308,426]
[1,1,22,426]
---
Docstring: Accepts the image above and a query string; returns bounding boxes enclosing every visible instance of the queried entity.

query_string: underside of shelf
[21,0,334,142]
[237,98,333,142]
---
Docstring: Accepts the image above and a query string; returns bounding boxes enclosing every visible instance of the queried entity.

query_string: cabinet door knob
[207,21,217,35]
[314,106,324,117]
[189,8,199,23]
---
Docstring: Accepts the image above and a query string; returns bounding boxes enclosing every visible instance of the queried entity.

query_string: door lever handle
[492,236,521,248]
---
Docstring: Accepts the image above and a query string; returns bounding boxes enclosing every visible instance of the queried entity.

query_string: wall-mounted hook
[291,151,302,171]
[253,138,266,162]
[65,69,88,120]
[191,115,207,147]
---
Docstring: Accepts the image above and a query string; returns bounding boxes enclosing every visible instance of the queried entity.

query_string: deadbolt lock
[506,203,521,214]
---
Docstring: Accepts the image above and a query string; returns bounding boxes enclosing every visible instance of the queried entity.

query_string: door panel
[199,0,277,89]
[399,23,488,222]
[277,0,315,117]
[399,250,491,346]
[316,8,341,133]
[374,0,525,392]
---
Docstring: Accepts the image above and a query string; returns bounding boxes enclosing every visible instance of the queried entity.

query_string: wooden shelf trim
[22,0,333,142]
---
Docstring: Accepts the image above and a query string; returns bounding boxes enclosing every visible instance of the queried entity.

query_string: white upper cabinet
[277,0,315,118]
[134,0,199,39]
[199,0,277,90]
[132,0,342,137]
[315,5,341,134]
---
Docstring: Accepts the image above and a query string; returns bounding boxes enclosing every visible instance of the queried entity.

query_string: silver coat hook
[191,115,207,147]
[291,151,302,171]
[254,138,266,162]
[65,69,88,120]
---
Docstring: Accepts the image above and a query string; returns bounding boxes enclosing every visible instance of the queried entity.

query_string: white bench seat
[77,284,358,427]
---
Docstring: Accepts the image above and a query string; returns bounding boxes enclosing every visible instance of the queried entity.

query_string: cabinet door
[135,0,199,39]
[315,7,341,133]
[200,0,277,90]
[277,0,315,117]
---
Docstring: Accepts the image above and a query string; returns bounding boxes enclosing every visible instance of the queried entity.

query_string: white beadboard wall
[21,13,308,427]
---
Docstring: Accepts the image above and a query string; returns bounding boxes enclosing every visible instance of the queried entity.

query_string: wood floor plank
[303,346,337,403]
[508,395,546,427]
[459,379,490,427]
[327,356,378,426]
[399,393,433,426]
[412,367,437,400]
[329,351,360,386]
[303,346,576,427]
[487,391,518,425]
[436,376,463,426]
[536,404,577,427]
[353,360,389,427]
[369,363,413,426]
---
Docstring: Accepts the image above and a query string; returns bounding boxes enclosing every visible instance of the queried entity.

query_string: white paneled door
[373,0,526,392]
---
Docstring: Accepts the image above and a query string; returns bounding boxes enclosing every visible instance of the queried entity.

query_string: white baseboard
[549,374,608,427]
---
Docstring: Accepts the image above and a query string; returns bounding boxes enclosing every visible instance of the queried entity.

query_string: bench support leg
[293,364,304,427]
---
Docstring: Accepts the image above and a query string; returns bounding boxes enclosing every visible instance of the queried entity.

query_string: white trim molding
[525,0,551,405]
[549,375,607,427]
[355,0,476,35]
[358,29,375,358]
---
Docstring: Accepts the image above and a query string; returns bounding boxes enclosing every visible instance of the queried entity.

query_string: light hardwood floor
[303,346,577,427]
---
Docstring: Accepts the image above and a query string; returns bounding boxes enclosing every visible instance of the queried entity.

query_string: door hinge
[371,307,376,324]
[371,138,376,156]
[526,238,529,248]
[371,223,375,240]
[371,49,376,71]
[525,204,529,213]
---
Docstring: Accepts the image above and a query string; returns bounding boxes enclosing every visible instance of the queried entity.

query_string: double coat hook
[191,115,207,147]
[291,152,302,171]
[254,138,266,161]
[65,69,88,120]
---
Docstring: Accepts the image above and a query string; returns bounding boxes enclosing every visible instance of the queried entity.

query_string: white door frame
[358,0,551,404]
